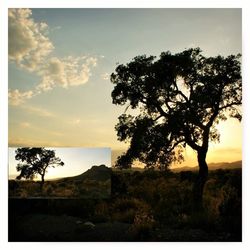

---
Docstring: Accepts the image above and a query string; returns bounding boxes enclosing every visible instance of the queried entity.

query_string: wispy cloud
[212,147,241,155]
[8,137,63,147]
[8,89,34,106]
[17,121,64,139]
[8,8,98,105]
[101,73,110,81]
[21,105,55,117]
[51,25,61,31]
[69,119,81,126]
[19,122,31,128]
[47,131,64,137]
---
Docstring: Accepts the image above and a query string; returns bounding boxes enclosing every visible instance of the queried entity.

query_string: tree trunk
[40,174,45,191]
[193,148,208,210]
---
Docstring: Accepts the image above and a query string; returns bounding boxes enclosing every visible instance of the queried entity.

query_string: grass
[9,178,111,199]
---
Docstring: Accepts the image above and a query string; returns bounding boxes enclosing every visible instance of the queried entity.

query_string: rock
[76,220,83,224]
[84,221,95,229]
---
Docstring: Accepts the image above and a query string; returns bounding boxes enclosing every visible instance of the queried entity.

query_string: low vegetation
[9,165,111,199]
[9,167,241,241]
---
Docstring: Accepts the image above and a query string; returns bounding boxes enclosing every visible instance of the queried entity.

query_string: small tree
[15,147,64,190]
[111,48,242,208]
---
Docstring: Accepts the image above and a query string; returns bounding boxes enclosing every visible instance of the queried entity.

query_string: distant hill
[171,160,242,172]
[111,161,242,173]
[111,167,144,172]
[57,164,111,182]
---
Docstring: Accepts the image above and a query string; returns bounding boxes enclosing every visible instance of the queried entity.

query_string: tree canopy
[111,48,241,206]
[15,147,64,187]
[111,48,242,170]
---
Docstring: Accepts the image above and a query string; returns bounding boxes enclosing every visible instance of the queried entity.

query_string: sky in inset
[8,9,242,167]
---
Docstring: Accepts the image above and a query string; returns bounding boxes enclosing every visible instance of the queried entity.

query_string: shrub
[92,202,110,222]
[44,185,53,196]
[111,198,150,223]
[129,209,155,240]
[219,184,241,217]
[184,210,214,231]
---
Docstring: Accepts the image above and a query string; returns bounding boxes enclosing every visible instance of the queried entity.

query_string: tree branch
[153,115,163,122]
[167,139,185,153]
[173,78,189,103]
[183,128,201,151]
[219,101,242,110]
[124,104,131,113]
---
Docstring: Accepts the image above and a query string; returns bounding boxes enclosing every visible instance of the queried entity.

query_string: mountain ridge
[170,160,242,172]
[57,164,111,182]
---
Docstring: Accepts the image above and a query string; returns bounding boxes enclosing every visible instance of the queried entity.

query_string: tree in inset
[15,147,64,190]
[111,48,242,208]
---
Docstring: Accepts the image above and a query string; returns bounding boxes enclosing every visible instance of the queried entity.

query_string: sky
[9,147,111,180]
[8,8,242,168]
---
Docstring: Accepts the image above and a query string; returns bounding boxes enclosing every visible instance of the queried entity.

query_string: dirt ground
[9,213,235,242]
[9,214,132,241]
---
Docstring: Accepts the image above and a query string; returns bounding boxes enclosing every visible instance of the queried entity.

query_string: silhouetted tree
[15,147,64,190]
[111,48,241,208]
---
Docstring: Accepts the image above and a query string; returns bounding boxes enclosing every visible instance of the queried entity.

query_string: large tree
[15,147,64,189]
[111,48,242,208]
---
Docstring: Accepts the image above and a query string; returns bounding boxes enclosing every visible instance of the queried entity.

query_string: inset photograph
[9,147,111,199]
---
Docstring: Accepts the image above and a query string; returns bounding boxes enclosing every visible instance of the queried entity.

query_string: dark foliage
[15,147,64,189]
[9,168,241,241]
[111,48,242,206]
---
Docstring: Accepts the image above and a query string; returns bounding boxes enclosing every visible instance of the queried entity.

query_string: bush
[129,209,155,240]
[44,185,53,196]
[218,182,242,237]
[111,198,150,223]
[9,180,19,191]
[92,202,110,222]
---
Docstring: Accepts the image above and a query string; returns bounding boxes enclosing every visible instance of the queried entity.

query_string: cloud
[37,56,97,91]
[69,119,81,125]
[21,105,55,117]
[47,131,64,137]
[8,8,99,105]
[8,8,54,72]
[8,137,62,147]
[212,147,241,155]
[86,57,98,67]
[8,89,34,105]
[19,122,31,128]
[51,25,61,31]
[101,73,110,81]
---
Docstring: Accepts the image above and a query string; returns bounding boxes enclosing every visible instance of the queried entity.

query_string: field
[9,165,111,199]
[9,167,242,242]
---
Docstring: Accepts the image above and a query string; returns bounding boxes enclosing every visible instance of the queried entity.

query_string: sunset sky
[8,8,242,168]
[9,147,111,180]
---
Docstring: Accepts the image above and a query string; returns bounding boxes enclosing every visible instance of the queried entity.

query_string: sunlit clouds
[101,73,110,80]
[8,8,98,106]
[8,9,53,72]
[8,137,63,148]
[19,122,31,128]
[8,89,34,106]
[20,105,55,117]
[36,56,97,91]
[70,119,81,125]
